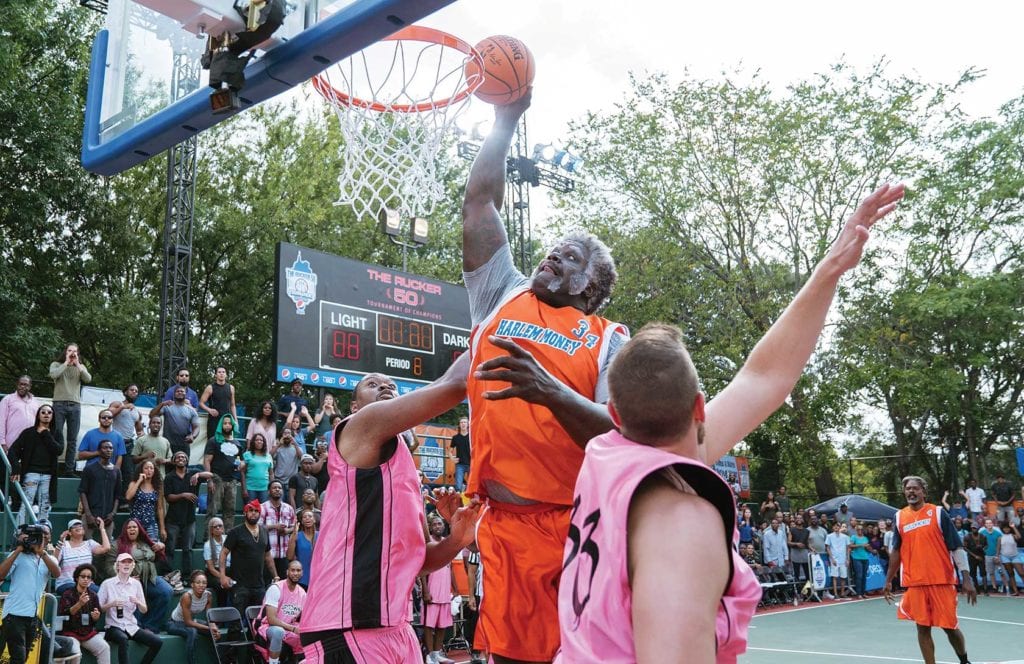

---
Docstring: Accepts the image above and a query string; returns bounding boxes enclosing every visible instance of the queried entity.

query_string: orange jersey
[893,503,959,587]
[466,287,627,505]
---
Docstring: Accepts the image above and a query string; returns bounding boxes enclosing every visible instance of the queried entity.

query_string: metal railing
[0,445,39,556]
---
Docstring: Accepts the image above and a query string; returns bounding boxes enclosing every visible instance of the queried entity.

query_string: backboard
[81,0,459,175]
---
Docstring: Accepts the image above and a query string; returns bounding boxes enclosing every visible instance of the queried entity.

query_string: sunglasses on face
[100,415,113,420]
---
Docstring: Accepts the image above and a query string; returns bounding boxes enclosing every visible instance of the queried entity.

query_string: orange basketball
[465,35,535,106]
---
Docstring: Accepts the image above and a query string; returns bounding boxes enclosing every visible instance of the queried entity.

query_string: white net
[313,26,482,221]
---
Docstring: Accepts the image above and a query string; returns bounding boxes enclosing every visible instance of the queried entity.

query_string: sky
[418,0,1024,150]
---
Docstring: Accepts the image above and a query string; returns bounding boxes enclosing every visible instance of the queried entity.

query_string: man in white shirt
[824,522,851,600]
[762,518,789,571]
[960,479,986,522]
[98,553,163,664]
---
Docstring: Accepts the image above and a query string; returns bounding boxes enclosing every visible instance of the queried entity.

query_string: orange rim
[311,25,484,113]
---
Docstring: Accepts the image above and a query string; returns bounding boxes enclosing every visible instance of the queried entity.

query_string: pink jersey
[301,417,426,632]
[259,580,307,649]
[555,430,760,664]
[425,557,452,605]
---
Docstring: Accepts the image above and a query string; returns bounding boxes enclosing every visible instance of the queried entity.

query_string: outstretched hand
[475,336,561,405]
[427,487,462,523]
[826,183,905,274]
[448,500,483,549]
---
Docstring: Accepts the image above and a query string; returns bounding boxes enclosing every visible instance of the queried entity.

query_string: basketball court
[741,595,1023,664]
[72,5,1024,664]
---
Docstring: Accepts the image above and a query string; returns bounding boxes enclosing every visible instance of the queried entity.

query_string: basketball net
[312,26,483,221]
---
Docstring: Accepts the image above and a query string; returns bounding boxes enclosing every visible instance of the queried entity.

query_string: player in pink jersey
[300,354,480,664]
[556,183,905,664]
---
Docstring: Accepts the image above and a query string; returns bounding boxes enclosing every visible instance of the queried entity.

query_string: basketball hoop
[312,25,484,221]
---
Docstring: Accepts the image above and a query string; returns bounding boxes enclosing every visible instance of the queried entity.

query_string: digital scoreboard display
[274,243,471,394]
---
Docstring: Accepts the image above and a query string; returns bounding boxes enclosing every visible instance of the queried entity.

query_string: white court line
[959,615,1024,627]
[746,647,956,663]
[751,596,880,616]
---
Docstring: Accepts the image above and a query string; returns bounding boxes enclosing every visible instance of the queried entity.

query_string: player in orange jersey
[884,476,976,664]
[461,89,628,664]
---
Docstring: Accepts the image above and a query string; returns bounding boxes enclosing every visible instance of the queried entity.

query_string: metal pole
[157,38,200,392]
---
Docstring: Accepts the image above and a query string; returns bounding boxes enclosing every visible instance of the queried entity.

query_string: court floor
[741,594,1024,663]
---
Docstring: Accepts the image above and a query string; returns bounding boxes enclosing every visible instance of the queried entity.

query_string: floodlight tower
[156,31,201,393]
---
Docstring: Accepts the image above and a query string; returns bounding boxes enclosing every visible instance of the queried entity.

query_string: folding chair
[208,606,256,664]
[444,596,471,655]
[247,604,303,663]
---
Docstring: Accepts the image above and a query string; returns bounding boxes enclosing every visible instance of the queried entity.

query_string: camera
[16,524,46,551]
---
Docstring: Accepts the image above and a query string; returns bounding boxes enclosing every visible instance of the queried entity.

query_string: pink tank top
[425,553,452,605]
[555,430,760,664]
[301,417,426,632]
[259,580,306,638]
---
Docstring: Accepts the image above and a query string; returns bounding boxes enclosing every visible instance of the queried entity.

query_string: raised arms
[703,184,905,464]
[461,92,532,272]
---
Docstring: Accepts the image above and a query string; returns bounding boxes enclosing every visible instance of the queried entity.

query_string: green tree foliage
[553,64,1011,500]
[0,1,103,382]
[838,97,1024,497]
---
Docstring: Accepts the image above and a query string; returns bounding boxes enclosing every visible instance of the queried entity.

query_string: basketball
[465,35,535,106]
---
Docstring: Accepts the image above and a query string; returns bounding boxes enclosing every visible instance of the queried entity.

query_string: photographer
[0,522,61,664]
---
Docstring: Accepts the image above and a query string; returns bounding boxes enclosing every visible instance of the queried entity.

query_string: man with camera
[0,522,61,664]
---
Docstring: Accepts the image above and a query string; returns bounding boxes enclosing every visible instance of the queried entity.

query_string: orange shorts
[477,503,570,661]
[897,585,959,629]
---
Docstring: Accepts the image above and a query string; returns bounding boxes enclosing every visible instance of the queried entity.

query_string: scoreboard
[274,243,471,394]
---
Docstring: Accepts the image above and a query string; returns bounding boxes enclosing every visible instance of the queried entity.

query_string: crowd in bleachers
[0,355,481,664]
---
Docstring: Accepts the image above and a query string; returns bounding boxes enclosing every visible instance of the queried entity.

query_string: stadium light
[378,208,428,271]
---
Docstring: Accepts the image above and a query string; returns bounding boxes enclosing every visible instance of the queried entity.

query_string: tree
[553,63,977,498]
[838,95,1024,494]
[0,1,109,387]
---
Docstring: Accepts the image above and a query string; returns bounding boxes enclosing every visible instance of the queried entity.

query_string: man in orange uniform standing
[884,476,976,664]
[461,89,629,664]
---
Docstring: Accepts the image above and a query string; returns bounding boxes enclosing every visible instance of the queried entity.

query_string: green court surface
[741,595,1024,664]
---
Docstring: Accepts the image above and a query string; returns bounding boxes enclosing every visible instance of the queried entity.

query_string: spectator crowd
[735,479,1024,605]
[0,353,480,664]
[0,345,1019,664]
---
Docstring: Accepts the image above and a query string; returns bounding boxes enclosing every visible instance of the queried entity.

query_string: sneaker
[425,653,437,664]
[436,656,456,664]
[823,591,834,600]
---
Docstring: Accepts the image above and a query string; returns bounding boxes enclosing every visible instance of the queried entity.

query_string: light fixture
[411,217,429,245]
[379,207,402,237]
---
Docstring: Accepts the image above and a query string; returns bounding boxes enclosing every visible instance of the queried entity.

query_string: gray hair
[901,475,928,493]
[561,231,617,314]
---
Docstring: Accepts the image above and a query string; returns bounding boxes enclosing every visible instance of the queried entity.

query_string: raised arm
[461,92,531,271]
[703,184,905,463]
[339,353,471,464]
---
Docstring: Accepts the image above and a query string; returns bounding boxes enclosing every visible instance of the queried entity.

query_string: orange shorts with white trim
[476,502,571,661]
[897,584,959,629]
